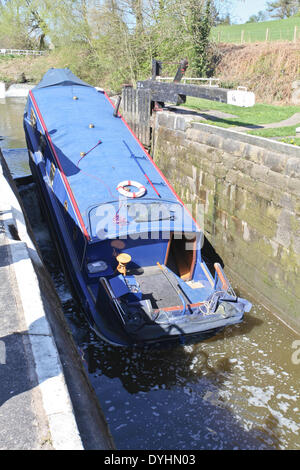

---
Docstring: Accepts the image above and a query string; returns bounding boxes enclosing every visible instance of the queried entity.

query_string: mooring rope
[77,139,102,167]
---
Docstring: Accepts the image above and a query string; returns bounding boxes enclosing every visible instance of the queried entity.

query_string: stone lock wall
[152,111,300,330]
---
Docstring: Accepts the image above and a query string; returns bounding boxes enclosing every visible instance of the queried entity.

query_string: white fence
[0,48,46,56]
[212,25,299,44]
[156,77,220,87]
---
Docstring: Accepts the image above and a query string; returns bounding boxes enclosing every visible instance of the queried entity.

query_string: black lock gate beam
[139,58,228,107]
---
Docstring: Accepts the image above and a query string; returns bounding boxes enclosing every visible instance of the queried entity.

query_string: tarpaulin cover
[31,68,198,239]
[34,68,93,90]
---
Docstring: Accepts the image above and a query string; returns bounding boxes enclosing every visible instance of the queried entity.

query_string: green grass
[247,125,298,137]
[183,97,300,145]
[211,16,300,43]
[278,137,300,145]
[247,126,300,146]
[0,54,18,61]
[184,97,300,126]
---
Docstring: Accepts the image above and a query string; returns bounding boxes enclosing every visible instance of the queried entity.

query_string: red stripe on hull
[29,91,90,240]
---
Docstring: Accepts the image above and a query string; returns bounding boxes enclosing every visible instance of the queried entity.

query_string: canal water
[1,98,299,450]
[0,97,30,178]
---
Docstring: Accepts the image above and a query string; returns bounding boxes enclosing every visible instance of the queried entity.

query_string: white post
[294,26,297,43]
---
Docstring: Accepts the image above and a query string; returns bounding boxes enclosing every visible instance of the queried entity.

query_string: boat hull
[28,147,244,347]
[26,147,134,346]
[23,68,251,347]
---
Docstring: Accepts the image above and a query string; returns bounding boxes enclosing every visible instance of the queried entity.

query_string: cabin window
[49,162,56,186]
[126,202,176,223]
[30,108,37,129]
[39,133,46,154]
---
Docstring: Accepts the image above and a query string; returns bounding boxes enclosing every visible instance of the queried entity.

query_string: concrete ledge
[0,150,115,450]
[0,82,34,98]
[156,110,300,158]
[191,122,300,158]
[0,158,83,450]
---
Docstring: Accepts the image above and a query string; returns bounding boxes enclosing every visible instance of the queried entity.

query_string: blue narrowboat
[23,68,251,346]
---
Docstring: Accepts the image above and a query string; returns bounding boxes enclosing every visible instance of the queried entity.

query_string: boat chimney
[113,95,122,117]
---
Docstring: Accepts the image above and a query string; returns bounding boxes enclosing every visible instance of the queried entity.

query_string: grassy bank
[211,16,300,44]
[185,97,300,124]
[183,96,300,145]
[215,42,300,104]
[0,39,299,105]
[0,46,122,93]
[0,38,299,144]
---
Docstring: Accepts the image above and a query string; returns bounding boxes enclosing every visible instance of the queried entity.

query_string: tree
[0,0,223,90]
[189,0,212,77]
[246,10,267,23]
[0,0,38,49]
[216,13,231,25]
[266,0,299,18]
[24,0,49,49]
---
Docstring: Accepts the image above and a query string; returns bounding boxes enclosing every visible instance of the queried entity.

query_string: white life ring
[117,180,146,198]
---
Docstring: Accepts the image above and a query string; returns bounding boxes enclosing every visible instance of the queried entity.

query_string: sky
[227,0,269,24]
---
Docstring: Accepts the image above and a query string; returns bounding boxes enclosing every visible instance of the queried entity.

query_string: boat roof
[34,68,93,89]
[30,69,198,240]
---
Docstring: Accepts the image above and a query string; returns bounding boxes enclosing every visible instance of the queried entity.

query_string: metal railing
[0,48,46,56]
[156,77,220,87]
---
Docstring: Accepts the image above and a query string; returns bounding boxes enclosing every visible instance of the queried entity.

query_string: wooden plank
[137,80,229,104]
[121,87,151,148]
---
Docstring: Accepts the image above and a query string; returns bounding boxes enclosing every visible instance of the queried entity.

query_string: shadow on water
[67,315,278,450]
[74,309,263,395]
[199,236,264,340]
[58,285,277,450]
[13,180,281,450]
[80,335,233,394]
[12,114,298,448]
[2,98,298,449]
[201,235,224,274]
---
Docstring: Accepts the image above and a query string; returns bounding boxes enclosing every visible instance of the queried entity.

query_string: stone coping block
[156,111,300,159]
